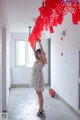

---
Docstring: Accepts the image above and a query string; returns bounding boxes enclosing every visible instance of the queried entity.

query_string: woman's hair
[35,49,41,59]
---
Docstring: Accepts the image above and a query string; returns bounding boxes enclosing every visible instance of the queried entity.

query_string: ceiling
[4,0,42,32]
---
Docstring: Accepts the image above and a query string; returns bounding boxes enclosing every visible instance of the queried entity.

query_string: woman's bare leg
[36,91,44,112]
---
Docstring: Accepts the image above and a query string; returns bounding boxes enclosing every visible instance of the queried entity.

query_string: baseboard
[2,110,7,113]
[9,87,11,91]
[58,95,80,118]
[45,83,50,86]
[11,84,49,88]
[11,84,31,88]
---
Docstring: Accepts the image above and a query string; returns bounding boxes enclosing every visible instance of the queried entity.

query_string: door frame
[48,38,51,86]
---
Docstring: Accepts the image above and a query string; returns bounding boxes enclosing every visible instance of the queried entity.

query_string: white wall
[11,32,48,85]
[0,0,11,111]
[6,27,10,109]
[51,13,80,112]
[2,26,10,111]
[2,27,7,111]
[0,20,2,112]
[0,0,3,112]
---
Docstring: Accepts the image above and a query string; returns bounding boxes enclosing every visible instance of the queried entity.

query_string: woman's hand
[37,38,41,43]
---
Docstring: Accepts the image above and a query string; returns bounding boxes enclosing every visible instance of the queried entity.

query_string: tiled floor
[8,87,80,120]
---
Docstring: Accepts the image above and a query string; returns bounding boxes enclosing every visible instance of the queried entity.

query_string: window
[16,40,26,65]
[15,39,35,67]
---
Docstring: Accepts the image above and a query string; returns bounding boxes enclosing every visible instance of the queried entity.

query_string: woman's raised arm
[33,40,36,57]
[39,40,47,65]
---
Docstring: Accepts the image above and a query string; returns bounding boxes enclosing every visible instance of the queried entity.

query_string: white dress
[31,61,44,91]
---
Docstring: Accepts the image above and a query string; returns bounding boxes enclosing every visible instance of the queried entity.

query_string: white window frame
[15,39,35,67]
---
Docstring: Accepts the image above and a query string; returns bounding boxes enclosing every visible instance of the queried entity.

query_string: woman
[31,39,47,117]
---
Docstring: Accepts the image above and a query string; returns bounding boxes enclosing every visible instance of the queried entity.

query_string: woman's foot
[37,111,45,117]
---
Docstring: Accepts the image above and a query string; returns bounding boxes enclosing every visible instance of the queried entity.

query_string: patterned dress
[31,61,44,91]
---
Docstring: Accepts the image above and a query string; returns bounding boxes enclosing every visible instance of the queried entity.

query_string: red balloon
[49,88,56,97]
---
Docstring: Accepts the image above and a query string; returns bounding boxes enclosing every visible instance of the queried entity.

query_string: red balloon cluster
[28,0,80,48]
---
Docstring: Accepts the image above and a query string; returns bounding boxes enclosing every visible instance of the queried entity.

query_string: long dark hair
[35,49,41,59]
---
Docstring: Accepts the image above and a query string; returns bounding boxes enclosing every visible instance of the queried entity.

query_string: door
[48,38,51,86]
[78,50,80,110]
